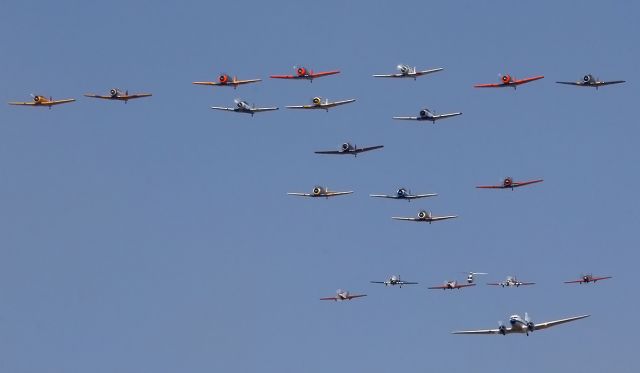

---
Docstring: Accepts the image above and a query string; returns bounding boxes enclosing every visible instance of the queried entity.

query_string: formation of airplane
[287,186,353,198]
[392,210,457,223]
[556,74,625,89]
[476,177,543,190]
[487,276,535,287]
[453,313,589,336]
[211,99,278,116]
[9,94,75,108]
[320,289,366,301]
[286,97,355,111]
[369,187,437,201]
[474,74,544,89]
[370,275,418,287]
[314,142,383,156]
[564,274,612,284]
[428,280,476,290]
[84,89,152,103]
[193,73,261,88]
[392,108,462,123]
[373,64,443,80]
[270,66,340,82]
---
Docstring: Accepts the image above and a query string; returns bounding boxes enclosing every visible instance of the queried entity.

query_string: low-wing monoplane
[373,64,443,80]
[320,289,367,301]
[465,272,488,284]
[556,74,625,89]
[474,74,544,89]
[452,313,589,336]
[193,73,261,88]
[392,210,457,223]
[287,186,353,198]
[428,280,476,290]
[370,187,437,201]
[84,88,152,103]
[564,274,612,284]
[270,66,339,82]
[393,107,462,123]
[9,94,75,109]
[314,142,383,156]
[286,97,355,111]
[211,99,278,116]
[370,275,418,287]
[476,177,543,190]
[487,276,535,288]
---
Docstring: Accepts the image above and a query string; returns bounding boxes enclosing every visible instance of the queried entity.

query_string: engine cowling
[501,75,511,83]
[236,101,244,108]
[418,211,428,219]
[583,74,593,83]
[312,97,322,105]
[503,177,513,187]
[297,67,307,76]
[33,95,41,102]
[397,188,406,197]
[398,64,409,74]
[419,109,431,118]
[341,143,351,151]
[313,187,322,195]
[110,88,118,97]
[219,74,229,83]
[498,324,507,335]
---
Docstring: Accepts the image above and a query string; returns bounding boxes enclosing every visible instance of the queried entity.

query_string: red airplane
[320,289,366,301]
[476,177,543,190]
[428,280,476,290]
[564,274,612,284]
[271,66,340,82]
[474,74,544,89]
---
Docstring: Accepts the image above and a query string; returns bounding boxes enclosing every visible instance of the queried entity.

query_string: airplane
[428,280,476,290]
[391,210,457,224]
[476,177,543,190]
[487,276,535,288]
[369,187,437,201]
[286,97,355,112]
[211,99,278,117]
[452,313,590,336]
[393,108,462,123]
[564,274,612,284]
[370,275,418,287]
[474,74,544,89]
[373,64,443,80]
[8,94,75,109]
[464,272,488,284]
[84,88,152,103]
[320,289,367,301]
[556,74,625,89]
[270,66,340,82]
[314,142,383,157]
[192,73,261,89]
[287,186,353,199]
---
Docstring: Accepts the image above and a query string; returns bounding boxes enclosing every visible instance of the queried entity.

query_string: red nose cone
[219,74,229,83]
[504,178,513,186]
[502,75,511,83]
[297,67,306,76]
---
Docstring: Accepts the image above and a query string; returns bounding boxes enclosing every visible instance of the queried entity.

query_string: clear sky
[1,1,638,372]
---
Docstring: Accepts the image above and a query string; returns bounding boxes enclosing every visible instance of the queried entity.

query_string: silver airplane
[556,74,625,89]
[287,186,353,198]
[370,275,418,287]
[84,88,152,103]
[428,280,476,290]
[211,99,278,117]
[315,142,383,157]
[373,64,443,80]
[453,313,590,336]
[464,272,488,284]
[487,275,535,288]
[370,187,437,201]
[393,108,462,123]
[392,210,457,224]
[320,289,367,301]
[286,97,356,112]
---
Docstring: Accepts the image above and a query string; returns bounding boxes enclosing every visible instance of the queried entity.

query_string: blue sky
[1,1,638,372]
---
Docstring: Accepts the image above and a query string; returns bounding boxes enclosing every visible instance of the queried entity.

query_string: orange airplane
[474,74,544,89]
[270,66,339,82]
[193,73,261,89]
[9,94,75,109]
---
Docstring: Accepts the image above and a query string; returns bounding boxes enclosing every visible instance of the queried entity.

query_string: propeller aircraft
[211,99,278,116]
[320,289,367,301]
[564,274,612,284]
[314,142,383,156]
[373,64,443,80]
[453,313,589,336]
[84,88,152,103]
[287,186,353,198]
[193,73,261,88]
[9,94,75,109]
[391,210,457,224]
[370,275,418,287]
[393,107,462,123]
[286,97,355,112]
[487,276,535,288]
[476,177,543,190]
[370,187,437,201]
[270,66,340,82]
[474,74,544,89]
[556,74,625,89]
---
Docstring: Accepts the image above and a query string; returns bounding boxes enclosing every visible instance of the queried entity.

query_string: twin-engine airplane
[370,187,437,201]
[476,177,543,190]
[287,186,353,198]
[84,88,152,103]
[320,289,367,301]
[193,73,261,88]
[564,274,612,284]
[370,275,418,287]
[556,74,625,89]
[286,97,356,111]
[474,74,544,89]
[9,94,75,108]
[392,210,457,223]
[373,64,443,80]
[211,99,278,116]
[393,108,462,123]
[487,276,535,288]
[314,142,383,156]
[428,280,476,290]
[453,313,589,336]
[271,66,340,82]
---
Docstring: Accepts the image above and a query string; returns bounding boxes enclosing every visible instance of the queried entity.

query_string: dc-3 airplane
[476,177,543,190]
[287,186,353,198]
[464,272,488,284]
[474,74,544,89]
[373,64,443,80]
[370,275,418,287]
[453,313,590,336]
[370,187,437,201]
[564,274,612,284]
[211,99,278,117]
[392,210,457,223]
[393,108,462,124]
[84,88,152,103]
[428,280,476,290]
[320,289,367,301]
[314,142,383,156]
[556,74,625,89]
[192,73,261,89]
[487,276,535,288]
[270,66,340,82]
[286,97,355,112]
[9,94,75,109]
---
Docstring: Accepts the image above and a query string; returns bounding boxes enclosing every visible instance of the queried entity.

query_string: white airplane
[320,289,367,301]
[393,108,462,123]
[487,276,535,288]
[287,186,353,199]
[373,64,443,80]
[556,74,625,89]
[286,97,356,112]
[314,142,383,156]
[370,275,418,287]
[84,88,152,103]
[464,272,488,284]
[453,313,590,336]
[370,187,437,201]
[428,280,476,290]
[211,99,278,117]
[392,210,457,224]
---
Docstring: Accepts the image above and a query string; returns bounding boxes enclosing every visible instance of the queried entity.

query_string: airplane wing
[320,297,337,301]
[486,283,502,286]
[513,179,543,187]
[211,107,236,112]
[270,75,297,79]
[391,217,419,221]
[596,80,626,86]
[474,83,504,88]
[533,315,590,331]
[324,191,354,197]
[233,78,262,85]
[373,73,405,78]
[285,105,314,109]
[287,192,312,197]
[324,99,356,108]
[428,285,450,290]
[416,67,444,75]
[345,294,367,300]
[354,145,384,153]
[84,94,112,99]
[452,328,510,335]
[406,193,438,199]
[563,279,585,284]
[309,70,340,78]
[433,112,463,120]
[454,283,476,289]
[392,116,419,120]
[250,107,279,113]
[591,276,612,281]
[369,194,396,199]
[476,185,504,189]
[123,93,152,99]
[517,282,536,286]
[399,281,419,285]
[314,150,344,155]
[9,101,37,106]
[514,76,544,85]
[429,215,457,222]
[555,81,583,86]
[370,281,386,284]
[48,99,76,105]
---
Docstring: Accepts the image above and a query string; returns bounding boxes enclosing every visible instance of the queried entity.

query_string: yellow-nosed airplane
[84,88,152,103]
[9,94,75,109]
